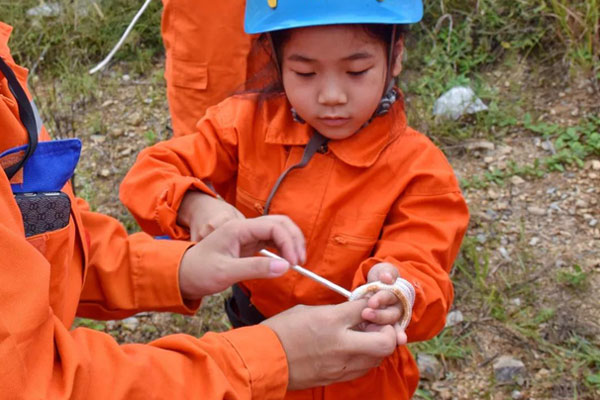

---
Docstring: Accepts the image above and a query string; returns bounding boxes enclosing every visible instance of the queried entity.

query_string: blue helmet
[244,0,424,34]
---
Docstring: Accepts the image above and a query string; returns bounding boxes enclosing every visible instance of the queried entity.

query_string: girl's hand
[177,191,245,241]
[361,262,407,344]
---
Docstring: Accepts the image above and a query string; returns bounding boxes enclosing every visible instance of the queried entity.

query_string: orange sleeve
[75,197,201,320]
[352,140,469,342]
[0,176,288,400]
[119,102,240,239]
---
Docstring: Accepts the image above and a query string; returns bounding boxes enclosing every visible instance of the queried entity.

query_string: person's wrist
[177,191,203,228]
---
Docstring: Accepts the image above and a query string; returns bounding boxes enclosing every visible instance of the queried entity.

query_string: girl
[120,0,469,398]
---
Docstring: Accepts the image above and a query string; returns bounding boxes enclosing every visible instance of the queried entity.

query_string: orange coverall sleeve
[0,177,288,399]
[351,142,470,342]
[120,103,240,239]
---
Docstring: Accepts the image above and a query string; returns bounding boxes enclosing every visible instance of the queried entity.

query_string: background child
[120,0,469,398]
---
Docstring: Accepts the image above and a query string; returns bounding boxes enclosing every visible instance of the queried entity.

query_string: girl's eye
[295,71,316,77]
[347,69,370,76]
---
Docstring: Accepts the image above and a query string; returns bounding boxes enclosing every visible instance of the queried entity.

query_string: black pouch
[14,192,71,237]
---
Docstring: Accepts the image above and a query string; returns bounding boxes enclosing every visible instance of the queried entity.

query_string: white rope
[89,0,154,74]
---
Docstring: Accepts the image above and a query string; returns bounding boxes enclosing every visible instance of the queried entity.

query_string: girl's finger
[367,290,398,309]
[361,306,402,325]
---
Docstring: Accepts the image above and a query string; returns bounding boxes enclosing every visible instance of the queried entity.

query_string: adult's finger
[343,323,397,358]
[234,216,305,265]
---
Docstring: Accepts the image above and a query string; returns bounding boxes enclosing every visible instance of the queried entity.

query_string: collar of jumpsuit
[264,89,408,168]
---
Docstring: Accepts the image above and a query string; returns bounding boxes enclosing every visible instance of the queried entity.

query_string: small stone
[122,74,131,82]
[499,246,510,260]
[483,156,494,164]
[589,173,598,179]
[476,234,487,243]
[90,134,106,143]
[575,199,589,208]
[510,175,525,185]
[592,160,600,171]
[120,147,133,157]
[512,390,523,399]
[529,237,540,246]
[122,317,139,330]
[488,189,500,200]
[111,128,125,137]
[498,145,513,155]
[493,355,526,385]
[445,310,464,327]
[99,169,110,177]
[129,112,143,126]
[101,99,115,108]
[417,353,444,381]
[510,298,522,307]
[590,219,598,227]
[527,206,546,216]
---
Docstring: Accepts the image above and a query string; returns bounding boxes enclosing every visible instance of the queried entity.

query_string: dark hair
[242,23,408,103]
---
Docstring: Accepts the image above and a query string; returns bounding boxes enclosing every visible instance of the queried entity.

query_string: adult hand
[179,215,306,300]
[177,191,245,241]
[262,299,398,390]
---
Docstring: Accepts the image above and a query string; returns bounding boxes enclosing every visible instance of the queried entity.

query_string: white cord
[89,0,154,74]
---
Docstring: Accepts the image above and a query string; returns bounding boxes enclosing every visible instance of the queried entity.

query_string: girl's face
[281,24,400,140]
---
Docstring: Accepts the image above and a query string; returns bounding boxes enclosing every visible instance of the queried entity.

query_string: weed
[556,264,589,289]
[73,317,106,331]
[409,329,471,360]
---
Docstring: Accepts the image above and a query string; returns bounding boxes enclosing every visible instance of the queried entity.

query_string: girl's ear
[392,39,404,77]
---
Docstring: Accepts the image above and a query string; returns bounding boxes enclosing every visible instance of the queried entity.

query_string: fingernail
[269,260,289,274]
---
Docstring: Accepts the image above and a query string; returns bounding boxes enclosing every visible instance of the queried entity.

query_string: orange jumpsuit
[120,92,470,399]
[162,0,259,136]
[0,22,288,399]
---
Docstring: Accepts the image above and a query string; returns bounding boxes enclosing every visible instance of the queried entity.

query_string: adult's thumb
[332,298,370,327]
[229,256,290,281]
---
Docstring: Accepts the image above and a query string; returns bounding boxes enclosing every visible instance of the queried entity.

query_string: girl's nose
[318,81,348,106]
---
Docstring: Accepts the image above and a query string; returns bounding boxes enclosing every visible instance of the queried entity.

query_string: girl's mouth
[319,116,350,127]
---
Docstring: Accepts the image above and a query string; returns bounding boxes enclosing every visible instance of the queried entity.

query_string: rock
[512,390,523,399]
[590,219,598,227]
[120,147,133,157]
[101,99,115,108]
[476,234,487,243]
[445,310,464,327]
[483,156,494,164]
[122,317,139,331]
[493,355,526,385]
[99,169,110,177]
[527,206,546,216]
[529,237,540,246]
[122,74,131,82]
[433,86,488,120]
[417,353,444,381]
[592,160,600,171]
[510,175,525,185]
